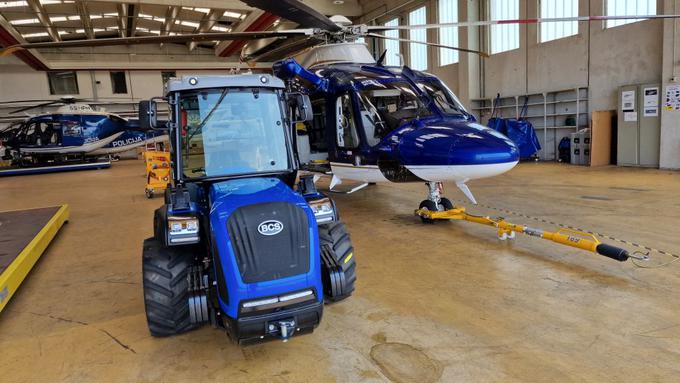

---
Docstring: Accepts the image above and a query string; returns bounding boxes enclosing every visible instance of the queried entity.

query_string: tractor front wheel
[319,222,356,303]
[142,238,198,337]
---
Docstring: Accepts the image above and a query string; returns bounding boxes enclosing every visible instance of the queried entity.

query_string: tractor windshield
[178,88,290,179]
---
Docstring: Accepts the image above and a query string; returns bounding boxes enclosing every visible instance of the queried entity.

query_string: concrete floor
[1,161,679,383]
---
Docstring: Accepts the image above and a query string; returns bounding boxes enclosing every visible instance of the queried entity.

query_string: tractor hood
[207,177,323,318]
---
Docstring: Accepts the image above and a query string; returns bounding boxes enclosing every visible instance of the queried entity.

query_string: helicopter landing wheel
[418,200,438,224]
[439,198,454,211]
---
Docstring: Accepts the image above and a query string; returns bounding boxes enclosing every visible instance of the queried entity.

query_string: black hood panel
[227,202,310,283]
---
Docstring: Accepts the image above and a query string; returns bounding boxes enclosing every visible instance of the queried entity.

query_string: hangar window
[438,0,459,66]
[383,18,401,66]
[408,6,428,70]
[540,0,578,42]
[489,0,519,54]
[605,0,656,28]
[110,71,128,94]
[47,71,79,95]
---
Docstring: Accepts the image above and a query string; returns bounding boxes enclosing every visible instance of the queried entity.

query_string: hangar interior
[1,0,679,382]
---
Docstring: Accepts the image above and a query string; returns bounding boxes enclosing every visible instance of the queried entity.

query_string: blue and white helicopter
[0,0,519,208]
[1,97,167,166]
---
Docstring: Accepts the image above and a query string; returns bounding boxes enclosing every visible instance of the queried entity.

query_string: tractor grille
[227,202,310,283]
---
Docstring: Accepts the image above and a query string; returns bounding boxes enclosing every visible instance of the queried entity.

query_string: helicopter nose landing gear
[419,182,454,223]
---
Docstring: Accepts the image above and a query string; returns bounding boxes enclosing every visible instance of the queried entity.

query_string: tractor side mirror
[291,93,313,123]
[139,100,158,130]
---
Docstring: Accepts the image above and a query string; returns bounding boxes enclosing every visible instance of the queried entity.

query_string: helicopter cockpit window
[416,80,468,116]
[178,88,289,179]
[358,82,432,137]
[336,94,360,148]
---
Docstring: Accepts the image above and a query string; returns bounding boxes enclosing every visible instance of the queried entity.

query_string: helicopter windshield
[416,80,468,116]
[178,88,290,179]
[357,81,432,146]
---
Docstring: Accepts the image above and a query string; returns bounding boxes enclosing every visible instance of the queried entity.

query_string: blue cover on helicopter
[487,118,541,160]
[487,96,541,160]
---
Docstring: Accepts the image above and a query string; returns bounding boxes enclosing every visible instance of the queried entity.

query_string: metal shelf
[470,87,589,161]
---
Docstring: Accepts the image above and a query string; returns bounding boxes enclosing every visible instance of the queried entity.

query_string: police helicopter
[0,97,167,167]
[2,0,674,208]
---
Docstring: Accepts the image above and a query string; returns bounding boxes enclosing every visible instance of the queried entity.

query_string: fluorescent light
[11,18,39,25]
[40,0,73,4]
[223,11,243,19]
[0,1,27,8]
[50,16,67,22]
[22,32,49,38]
[211,25,230,32]
[177,20,199,28]
[182,6,209,13]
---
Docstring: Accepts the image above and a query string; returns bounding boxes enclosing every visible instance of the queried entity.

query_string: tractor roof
[165,74,284,95]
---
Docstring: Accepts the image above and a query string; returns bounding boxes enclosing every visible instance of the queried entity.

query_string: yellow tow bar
[415,206,642,262]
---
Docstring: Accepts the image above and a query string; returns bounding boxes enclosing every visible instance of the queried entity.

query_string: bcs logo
[257,220,283,236]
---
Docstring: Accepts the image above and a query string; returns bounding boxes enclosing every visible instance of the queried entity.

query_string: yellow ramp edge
[0,204,70,313]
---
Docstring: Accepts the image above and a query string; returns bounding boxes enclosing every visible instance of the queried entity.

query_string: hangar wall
[361,0,680,168]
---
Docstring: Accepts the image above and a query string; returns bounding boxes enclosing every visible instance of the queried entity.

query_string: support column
[660,0,680,169]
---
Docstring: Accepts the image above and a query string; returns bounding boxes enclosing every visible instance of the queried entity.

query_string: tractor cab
[138,75,356,345]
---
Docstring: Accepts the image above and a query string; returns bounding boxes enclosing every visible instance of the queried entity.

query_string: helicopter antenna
[376,50,387,67]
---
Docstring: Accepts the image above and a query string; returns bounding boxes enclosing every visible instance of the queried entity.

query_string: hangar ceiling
[0,0,362,69]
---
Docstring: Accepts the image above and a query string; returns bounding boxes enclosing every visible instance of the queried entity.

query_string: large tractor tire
[318,222,356,303]
[142,238,198,337]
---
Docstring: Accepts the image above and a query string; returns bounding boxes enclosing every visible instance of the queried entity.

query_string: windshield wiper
[184,88,229,163]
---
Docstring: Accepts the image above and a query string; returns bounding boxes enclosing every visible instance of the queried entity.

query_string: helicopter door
[296,96,329,165]
[335,94,359,149]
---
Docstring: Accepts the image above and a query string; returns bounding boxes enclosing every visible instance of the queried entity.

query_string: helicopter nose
[396,122,520,181]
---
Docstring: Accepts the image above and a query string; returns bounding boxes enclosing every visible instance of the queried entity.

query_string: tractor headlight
[308,198,335,224]
[167,215,199,244]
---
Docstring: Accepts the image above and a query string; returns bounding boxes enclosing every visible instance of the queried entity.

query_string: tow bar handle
[596,244,629,262]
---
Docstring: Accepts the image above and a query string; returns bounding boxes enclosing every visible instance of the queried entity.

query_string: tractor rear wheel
[142,238,198,337]
[318,222,356,303]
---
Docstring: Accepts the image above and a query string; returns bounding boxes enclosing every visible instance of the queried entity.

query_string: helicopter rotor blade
[0,30,313,56]
[367,14,680,32]
[242,36,323,62]
[367,33,490,58]
[241,0,342,32]
[9,100,63,115]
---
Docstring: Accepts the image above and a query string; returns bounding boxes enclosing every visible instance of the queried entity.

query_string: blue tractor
[138,74,356,344]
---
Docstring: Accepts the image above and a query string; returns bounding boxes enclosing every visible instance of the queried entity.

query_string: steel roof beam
[75,1,94,40]
[127,4,139,37]
[188,8,222,51]
[117,3,128,38]
[161,5,180,36]
[25,0,61,42]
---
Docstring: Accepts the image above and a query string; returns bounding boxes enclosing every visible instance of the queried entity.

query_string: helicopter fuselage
[278,59,519,191]
[1,110,166,160]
